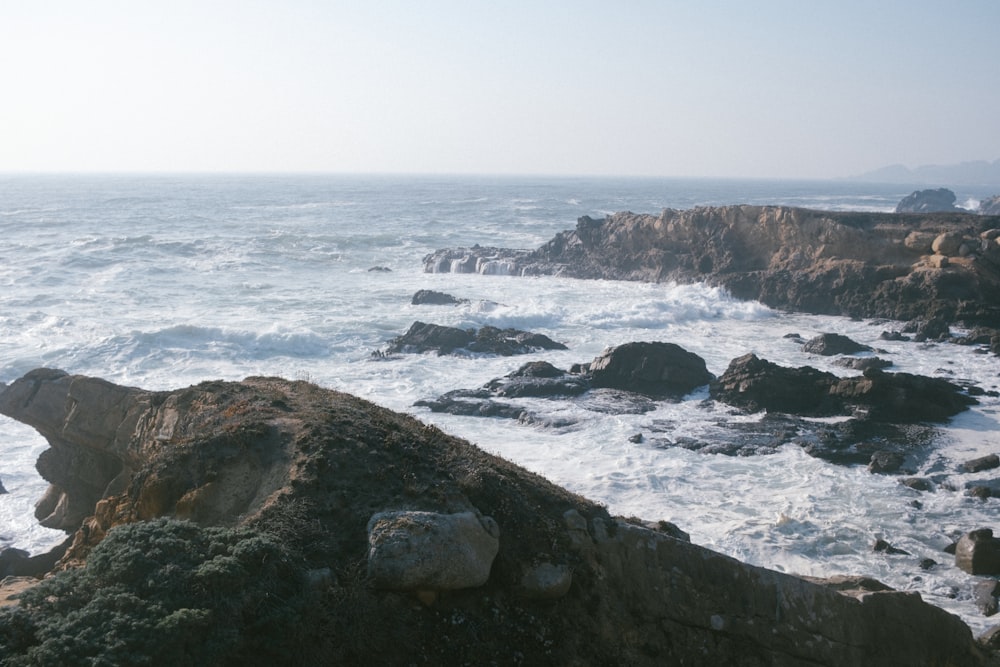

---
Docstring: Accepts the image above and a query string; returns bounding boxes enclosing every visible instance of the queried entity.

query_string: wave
[91,325,331,363]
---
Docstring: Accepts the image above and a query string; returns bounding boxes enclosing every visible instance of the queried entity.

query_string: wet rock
[963,454,1000,473]
[0,477,6,494]
[829,367,977,423]
[919,558,937,570]
[903,317,951,342]
[879,330,910,342]
[710,353,843,417]
[869,451,906,474]
[975,579,1000,616]
[833,356,893,371]
[873,539,911,555]
[802,333,871,356]
[385,321,567,356]
[366,510,500,591]
[588,341,712,398]
[628,433,644,444]
[956,529,1000,575]
[969,486,995,500]
[895,188,961,213]
[484,362,589,398]
[411,289,468,305]
[368,266,392,272]
[900,477,935,492]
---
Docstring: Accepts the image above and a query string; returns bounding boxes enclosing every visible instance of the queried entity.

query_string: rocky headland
[424,205,1000,331]
[0,368,995,665]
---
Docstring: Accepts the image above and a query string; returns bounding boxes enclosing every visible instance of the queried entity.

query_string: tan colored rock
[932,232,965,256]
[366,510,499,591]
[904,231,936,253]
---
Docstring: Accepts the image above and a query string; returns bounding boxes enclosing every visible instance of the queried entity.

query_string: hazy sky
[3,1,998,178]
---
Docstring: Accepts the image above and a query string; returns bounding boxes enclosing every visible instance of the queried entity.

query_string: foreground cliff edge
[0,369,992,665]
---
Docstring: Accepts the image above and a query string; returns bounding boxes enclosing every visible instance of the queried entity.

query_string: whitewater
[2,174,1000,632]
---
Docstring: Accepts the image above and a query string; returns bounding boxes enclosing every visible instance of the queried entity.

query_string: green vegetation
[0,518,316,666]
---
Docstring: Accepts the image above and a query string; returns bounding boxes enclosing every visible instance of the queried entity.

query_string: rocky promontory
[0,368,992,665]
[424,206,1000,328]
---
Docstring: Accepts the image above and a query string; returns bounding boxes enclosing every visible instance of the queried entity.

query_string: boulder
[366,510,500,591]
[830,367,977,422]
[518,562,573,600]
[895,188,961,213]
[964,454,1000,474]
[802,333,871,356]
[956,529,1000,575]
[869,451,905,474]
[588,341,712,397]
[932,232,966,257]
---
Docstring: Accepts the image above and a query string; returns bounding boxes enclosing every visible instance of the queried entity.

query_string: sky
[2,1,998,179]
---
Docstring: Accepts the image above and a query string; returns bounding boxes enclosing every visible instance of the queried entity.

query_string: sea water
[2,174,1000,631]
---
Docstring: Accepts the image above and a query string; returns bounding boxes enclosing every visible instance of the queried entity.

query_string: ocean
[2,173,999,631]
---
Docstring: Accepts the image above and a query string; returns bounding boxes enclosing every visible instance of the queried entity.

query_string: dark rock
[483,363,590,398]
[900,477,935,492]
[385,321,567,357]
[710,353,843,417]
[628,433,644,444]
[879,330,910,342]
[969,486,995,500]
[873,539,910,555]
[920,558,937,570]
[802,333,871,356]
[0,538,71,578]
[975,579,1000,616]
[411,289,468,306]
[869,451,906,474]
[833,356,893,371]
[956,529,1000,575]
[963,454,1000,474]
[588,342,712,398]
[367,266,392,272]
[903,317,951,342]
[945,542,959,555]
[979,624,1000,651]
[830,367,977,423]
[895,188,961,213]
[0,476,6,494]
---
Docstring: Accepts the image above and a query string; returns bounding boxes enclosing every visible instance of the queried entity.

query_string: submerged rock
[410,289,468,306]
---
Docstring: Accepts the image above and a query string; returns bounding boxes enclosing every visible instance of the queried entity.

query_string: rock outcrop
[425,206,1000,328]
[710,353,977,421]
[382,321,567,356]
[895,188,962,213]
[0,368,991,665]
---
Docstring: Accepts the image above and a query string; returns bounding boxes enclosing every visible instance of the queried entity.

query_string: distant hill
[852,159,1000,187]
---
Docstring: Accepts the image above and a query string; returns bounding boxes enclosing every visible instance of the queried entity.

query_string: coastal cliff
[425,206,1000,328]
[0,369,992,665]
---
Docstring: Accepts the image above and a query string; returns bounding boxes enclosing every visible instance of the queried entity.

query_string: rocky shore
[424,205,1000,331]
[0,368,995,665]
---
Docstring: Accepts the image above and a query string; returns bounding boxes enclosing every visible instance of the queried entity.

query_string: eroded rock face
[425,206,1000,328]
